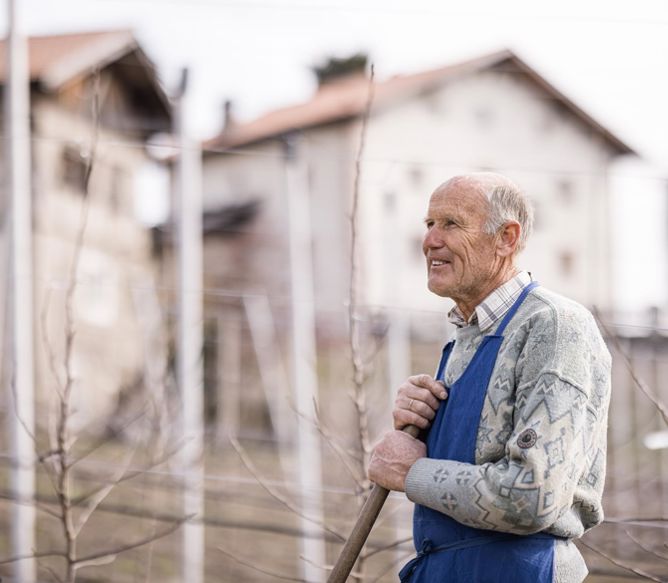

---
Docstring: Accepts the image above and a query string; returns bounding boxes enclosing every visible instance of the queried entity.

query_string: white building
[201,49,634,342]
[0,30,172,429]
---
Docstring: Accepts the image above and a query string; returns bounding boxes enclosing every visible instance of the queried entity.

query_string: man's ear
[496,221,521,257]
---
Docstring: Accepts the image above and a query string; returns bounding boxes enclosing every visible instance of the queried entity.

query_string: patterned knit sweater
[405,286,611,582]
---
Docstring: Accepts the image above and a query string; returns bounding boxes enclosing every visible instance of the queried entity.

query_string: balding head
[434,173,533,254]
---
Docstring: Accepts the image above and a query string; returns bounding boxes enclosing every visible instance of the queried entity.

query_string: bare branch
[36,502,63,521]
[48,71,104,583]
[0,549,67,566]
[363,325,389,371]
[230,437,346,542]
[72,516,190,571]
[594,310,668,424]
[72,441,184,506]
[0,490,62,520]
[347,64,377,485]
[39,562,65,583]
[361,536,412,560]
[313,427,364,487]
[579,539,664,582]
[296,553,367,580]
[368,550,415,583]
[8,369,39,445]
[141,520,159,583]
[38,449,61,463]
[625,529,668,561]
[40,286,65,396]
[68,407,148,467]
[298,553,331,572]
[307,399,366,488]
[606,517,668,524]
[219,546,321,582]
[72,554,117,571]
[73,447,137,537]
[312,398,363,462]
[283,385,361,463]
[38,456,61,501]
[2,66,184,583]
[339,64,378,583]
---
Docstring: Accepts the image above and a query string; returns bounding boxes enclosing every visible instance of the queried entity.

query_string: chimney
[312,53,368,88]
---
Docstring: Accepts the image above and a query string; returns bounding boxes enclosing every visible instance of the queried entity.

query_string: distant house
[190,49,638,438]
[201,49,634,343]
[0,30,172,429]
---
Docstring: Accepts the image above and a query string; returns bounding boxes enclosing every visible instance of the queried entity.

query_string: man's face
[422,182,499,301]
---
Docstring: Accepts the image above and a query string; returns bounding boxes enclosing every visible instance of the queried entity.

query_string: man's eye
[425,219,456,229]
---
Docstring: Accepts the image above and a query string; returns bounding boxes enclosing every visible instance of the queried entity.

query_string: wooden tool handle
[327,424,421,583]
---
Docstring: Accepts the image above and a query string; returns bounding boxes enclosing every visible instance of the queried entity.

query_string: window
[424,90,445,114]
[62,146,88,194]
[383,191,396,213]
[408,166,423,187]
[557,179,575,205]
[558,251,575,278]
[474,106,494,128]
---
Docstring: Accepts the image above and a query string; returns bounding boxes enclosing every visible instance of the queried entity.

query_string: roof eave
[127,44,173,126]
[503,53,636,157]
[203,112,358,155]
[39,30,137,91]
[203,48,636,158]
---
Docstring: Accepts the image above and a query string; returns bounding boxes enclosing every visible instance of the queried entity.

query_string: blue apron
[400,282,555,582]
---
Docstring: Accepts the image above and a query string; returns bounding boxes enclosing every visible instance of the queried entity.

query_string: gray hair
[482,183,534,254]
[437,173,534,254]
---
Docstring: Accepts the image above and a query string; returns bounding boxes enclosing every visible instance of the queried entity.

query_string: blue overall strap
[434,340,455,381]
[494,281,539,336]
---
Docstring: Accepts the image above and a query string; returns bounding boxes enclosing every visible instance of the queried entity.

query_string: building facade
[202,50,633,338]
[0,30,172,430]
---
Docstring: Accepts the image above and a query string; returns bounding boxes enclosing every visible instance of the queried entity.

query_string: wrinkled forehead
[428,177,489,214]
[434,173,517,198]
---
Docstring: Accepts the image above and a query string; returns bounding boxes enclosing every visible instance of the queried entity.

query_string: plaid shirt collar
[448,271,533,332]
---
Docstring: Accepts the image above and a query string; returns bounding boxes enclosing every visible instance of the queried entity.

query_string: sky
[2,0,667,310]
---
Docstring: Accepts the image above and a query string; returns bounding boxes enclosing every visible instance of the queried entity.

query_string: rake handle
[327,424,421,583]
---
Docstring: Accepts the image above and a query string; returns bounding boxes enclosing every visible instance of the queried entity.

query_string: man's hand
[368,430,426,492]
[393,374,447,431]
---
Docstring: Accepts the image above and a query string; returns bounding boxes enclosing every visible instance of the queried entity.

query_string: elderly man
[368,173,611,583]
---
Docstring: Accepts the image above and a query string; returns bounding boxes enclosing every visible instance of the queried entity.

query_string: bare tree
[216,64,414,582]
[0,70,189,583]
[584,310,668,581]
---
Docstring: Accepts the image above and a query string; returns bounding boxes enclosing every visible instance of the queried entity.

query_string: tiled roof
[0,30,137,89]
[206,49,634,156]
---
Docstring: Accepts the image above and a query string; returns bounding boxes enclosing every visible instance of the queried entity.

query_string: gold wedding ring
[408,398,414,411]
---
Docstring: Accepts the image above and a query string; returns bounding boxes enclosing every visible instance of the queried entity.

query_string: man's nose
[423,228,444,251]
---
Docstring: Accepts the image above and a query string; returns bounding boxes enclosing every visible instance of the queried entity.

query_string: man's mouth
[430,259,451,267]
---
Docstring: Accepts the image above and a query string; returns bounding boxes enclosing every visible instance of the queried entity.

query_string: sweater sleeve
[405,304,610,535]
